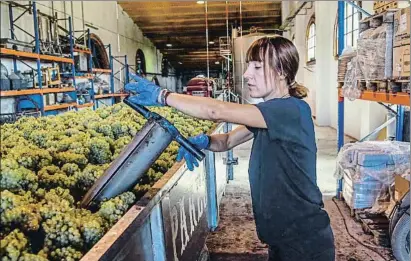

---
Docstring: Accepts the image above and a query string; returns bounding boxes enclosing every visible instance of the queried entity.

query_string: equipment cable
[331,197,390,261]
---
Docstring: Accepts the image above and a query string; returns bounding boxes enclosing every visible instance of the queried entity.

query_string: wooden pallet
[389,78,410,93]
[355,211,391,247]
[374,1,398,14]
[357,80,389,92]
[374,1,395,9]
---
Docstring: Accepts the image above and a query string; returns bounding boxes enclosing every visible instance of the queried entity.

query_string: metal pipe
[225,0,230,98]
[125,55,129,84]
[336,1,345,199]
[13,8,30,24]
[396,105,405,141]
[33,2,44,115]
[8,3,14,39]
[81,1,85,46]
[69,17,76,87]
[109,44,115,103]
[63,1,67,29]
[205,1,210,87]
[8,3,17,72]
[337,1,345,150]
[346,1,371,17]
[279,2,308,31]
[70,1,75,34]
[240,1,244,103]
[360,116,396,142]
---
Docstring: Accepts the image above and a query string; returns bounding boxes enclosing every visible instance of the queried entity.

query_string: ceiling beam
[133,14,281,25]
[144,29,231,37]
[138,19,280,31]
[129,8,281,19]
[119,1,281,11]
[143,25,280,35]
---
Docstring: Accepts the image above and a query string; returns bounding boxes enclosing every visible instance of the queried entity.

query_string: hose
[331,197,390,261]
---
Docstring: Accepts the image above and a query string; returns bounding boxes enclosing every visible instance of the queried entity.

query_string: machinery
[0,63,11,91]
[233,32,273,104]
[81,98,205,208]
[389,191,410,261]
[183,76,215,97]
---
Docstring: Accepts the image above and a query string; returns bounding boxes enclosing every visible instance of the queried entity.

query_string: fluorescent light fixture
[166,43,172,47]
[209,41,215,44]
[215,61,220,65]
[197,1,205,4]
[178,62,183,64]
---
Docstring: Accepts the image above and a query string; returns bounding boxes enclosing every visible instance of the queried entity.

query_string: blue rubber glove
[124,73,162,106]
[176,134,210,171]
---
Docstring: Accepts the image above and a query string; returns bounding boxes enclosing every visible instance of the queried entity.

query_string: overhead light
[197,1,205,4]
[178,62,183,64]
[215,61,220,65]
[166,43,172,47]
[209,41,215,44]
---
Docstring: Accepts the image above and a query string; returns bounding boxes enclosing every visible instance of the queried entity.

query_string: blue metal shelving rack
[1,2,78,116]
[336,1,409,198]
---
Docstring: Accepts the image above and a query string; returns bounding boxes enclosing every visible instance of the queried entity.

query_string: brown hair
[246,35,308,99]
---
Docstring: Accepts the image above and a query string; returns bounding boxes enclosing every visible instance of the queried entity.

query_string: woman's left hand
[176,134,210,171]
[125,74,162,106]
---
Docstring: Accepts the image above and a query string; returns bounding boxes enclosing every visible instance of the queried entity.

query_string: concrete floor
[206,125,393,261]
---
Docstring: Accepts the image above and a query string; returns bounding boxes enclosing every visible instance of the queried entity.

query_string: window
[344,1,362,48]
[136,49,146,75]
[306,16,316,63]
[333,2,362,58]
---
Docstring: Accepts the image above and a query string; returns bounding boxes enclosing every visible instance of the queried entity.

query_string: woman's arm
[166,93,267,129]
[208,125,254,152]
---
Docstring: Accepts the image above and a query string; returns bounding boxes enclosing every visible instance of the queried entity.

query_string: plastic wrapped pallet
[342,11,395,100]
[357,24,388,80]
[342,168,387,209]
[336,141,410,210]
[342,56,362,100]
[357,11,395,81]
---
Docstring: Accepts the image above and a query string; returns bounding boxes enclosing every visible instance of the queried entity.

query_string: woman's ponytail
[288,81,308,99]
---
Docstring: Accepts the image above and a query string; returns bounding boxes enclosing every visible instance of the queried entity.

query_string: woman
[125,35,335,261]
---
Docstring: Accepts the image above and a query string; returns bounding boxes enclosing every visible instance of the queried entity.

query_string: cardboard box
[395,7,410,38]
[394,175,410,202]
[393,44,410,78]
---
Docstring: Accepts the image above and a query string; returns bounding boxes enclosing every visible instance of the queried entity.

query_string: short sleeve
[254,99,301,142]
[245,125,258,135]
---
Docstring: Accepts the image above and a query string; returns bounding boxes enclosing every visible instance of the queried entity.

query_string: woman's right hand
[125,73,163,106]
[176,134,210,171]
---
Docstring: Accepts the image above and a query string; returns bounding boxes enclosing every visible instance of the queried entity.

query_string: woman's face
[243,61,274,99]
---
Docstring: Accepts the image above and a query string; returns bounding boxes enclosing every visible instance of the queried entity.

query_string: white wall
[0,1,178,92]
[282,1,393,140]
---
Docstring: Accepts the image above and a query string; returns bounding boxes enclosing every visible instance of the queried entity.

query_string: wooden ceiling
[119,1,282,73]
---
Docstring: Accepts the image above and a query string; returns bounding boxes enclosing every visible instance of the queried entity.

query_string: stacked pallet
[337,141,410,212]
[374,1,399,14]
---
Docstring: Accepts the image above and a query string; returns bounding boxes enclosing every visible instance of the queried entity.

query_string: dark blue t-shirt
[246,97,331,245]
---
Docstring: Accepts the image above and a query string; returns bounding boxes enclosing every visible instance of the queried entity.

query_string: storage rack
[93,45,128,108]
[336,1,410,198]
[0,1,78,116]
[0,2,128,117]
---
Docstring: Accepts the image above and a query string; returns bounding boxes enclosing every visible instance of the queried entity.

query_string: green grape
[49,247,83,261]
[0,229,28,260]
